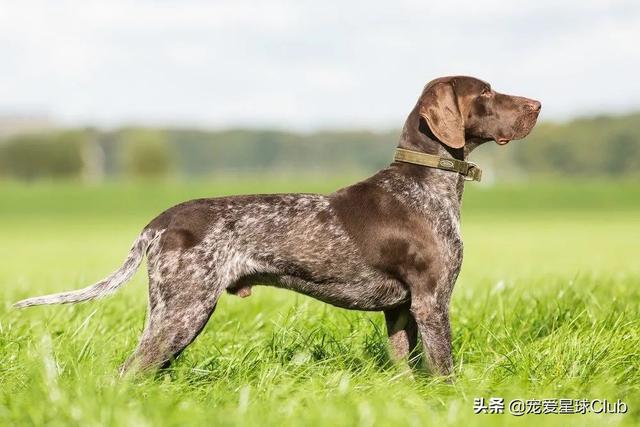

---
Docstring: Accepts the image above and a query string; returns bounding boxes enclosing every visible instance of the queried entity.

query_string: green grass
[1,176,638,426]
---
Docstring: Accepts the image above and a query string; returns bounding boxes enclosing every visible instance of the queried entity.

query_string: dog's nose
[526,100,542,112]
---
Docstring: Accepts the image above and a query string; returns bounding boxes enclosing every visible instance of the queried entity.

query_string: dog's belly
[283,276,410,311]
[242,273,410,311]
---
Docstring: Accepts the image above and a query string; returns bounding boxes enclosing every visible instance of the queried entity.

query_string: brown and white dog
[15,76,541,377]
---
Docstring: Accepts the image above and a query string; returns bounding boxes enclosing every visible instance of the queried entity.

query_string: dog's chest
[382,176,463,271]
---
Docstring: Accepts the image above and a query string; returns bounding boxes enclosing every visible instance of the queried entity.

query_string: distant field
[0,177,638,426]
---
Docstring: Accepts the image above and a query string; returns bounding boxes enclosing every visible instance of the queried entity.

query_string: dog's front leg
[410,294,454,378]
[384,302,418,362]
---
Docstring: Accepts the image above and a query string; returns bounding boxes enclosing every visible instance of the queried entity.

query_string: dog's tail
[13,228,162,308]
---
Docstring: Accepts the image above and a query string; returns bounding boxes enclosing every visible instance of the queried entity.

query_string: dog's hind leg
[120,250,227,376]
[120,275,223,376]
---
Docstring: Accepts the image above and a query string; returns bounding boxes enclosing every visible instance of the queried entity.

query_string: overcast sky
[1,0,639,130]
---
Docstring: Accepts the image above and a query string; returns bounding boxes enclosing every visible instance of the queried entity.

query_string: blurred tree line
[0,112,638,181]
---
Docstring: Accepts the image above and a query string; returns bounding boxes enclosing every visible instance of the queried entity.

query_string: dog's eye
[481,87,492,97]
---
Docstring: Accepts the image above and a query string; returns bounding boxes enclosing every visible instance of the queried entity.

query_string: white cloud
[0,0,638,130]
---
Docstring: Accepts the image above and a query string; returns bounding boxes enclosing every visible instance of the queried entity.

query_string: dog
[15,76,541,377]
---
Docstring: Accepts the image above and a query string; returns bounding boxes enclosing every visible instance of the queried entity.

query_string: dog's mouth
[495,112,540,145]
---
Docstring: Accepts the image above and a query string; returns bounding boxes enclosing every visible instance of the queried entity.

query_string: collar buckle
[464,162,482,182]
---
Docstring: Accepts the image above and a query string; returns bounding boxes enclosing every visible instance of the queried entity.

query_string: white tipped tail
[14,229,161,308]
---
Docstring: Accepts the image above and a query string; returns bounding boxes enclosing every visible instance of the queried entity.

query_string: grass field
[0,176,638,426]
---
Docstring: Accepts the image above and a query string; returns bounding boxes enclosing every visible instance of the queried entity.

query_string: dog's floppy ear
[419,82,465,148]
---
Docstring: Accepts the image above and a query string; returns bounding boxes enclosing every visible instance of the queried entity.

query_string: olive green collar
[393,148,482,182]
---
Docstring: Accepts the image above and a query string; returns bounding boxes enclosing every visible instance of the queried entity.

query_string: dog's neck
[392,106,481,201]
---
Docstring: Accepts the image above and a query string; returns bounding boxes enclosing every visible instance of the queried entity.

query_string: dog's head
[418,76,541,148]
